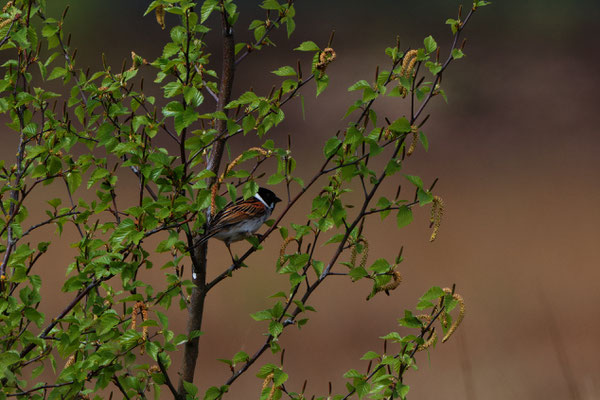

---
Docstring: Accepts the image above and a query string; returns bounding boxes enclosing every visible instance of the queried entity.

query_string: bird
[196,187,282,260]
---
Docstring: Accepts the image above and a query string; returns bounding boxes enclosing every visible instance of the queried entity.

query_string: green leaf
[426,61,442,75]
[389,117,412,133]
[183,380,198,396]
[87,168,110,189]
[396,206,413,228]
[286,15,295,38]
[0,350,21,370]
[267,173,285,185]
[416,299,435,310]
[398,310,422,328]
[242,181,259,200]
[184,86,204,107]
[162,101,184,117]
[355,378,370,399]
[251,310,272,321]
[163,81,182,98]
[200,0,218,22]
[349,267,368,281]
[404,174,423,189]
[42,22,59,38]
[66,171,82,192]
[424,35,437,53]
[269,320,283,337]
[348,80,371,91]
[370,258,390,273]
[399,384,410,398]
[323,137,341,158]
[419,131,429,151]
[232,351,249,364]
[380,331,402,342]
[360,351,380,360]
[295,41,320,52]
[311,260,324,277]
[452,48,465,59]
[417,188,434,205]
[111,218,137,245]
[227,91,259,108]
[316,74,329,96]
[420,286,445,301]
[204,386,228,400]
[446,18,460,34]
[257,363,277,378]
[242,115,256,134]
[384,159,402,176]
[175,109,200,134]
[47,66,67,81]
[272,66,297,77]
[23,307,44,328]
[261,0,282,10]
[343,369,363,379]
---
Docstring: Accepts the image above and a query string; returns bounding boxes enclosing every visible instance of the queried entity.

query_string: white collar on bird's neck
[254,192,271,209]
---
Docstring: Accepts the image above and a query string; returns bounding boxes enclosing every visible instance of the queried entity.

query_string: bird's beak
[275,196,282,203]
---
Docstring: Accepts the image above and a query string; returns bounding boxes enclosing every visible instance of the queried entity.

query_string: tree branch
[177,1,236,396]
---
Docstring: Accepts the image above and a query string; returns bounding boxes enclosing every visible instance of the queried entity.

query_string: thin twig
[158,353,181,399]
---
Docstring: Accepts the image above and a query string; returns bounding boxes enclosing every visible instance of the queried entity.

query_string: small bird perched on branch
[196,187,282,259]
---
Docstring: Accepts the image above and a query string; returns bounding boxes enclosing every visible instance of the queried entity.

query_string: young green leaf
[396,206,413,228]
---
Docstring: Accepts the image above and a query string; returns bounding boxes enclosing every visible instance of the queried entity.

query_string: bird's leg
[225,242,237,265]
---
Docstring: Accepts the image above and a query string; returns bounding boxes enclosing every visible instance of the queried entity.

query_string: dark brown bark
[177,5,235,398]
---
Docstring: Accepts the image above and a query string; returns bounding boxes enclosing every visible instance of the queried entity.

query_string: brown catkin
[441,288,465,343]
[131,301,149,353]
[64,354,76,368]
[155,5,165,29]
[401,50,418,78]
[0,18,11,29]
[416,314,437,351]
[141,305,148,342]
[359,240,369,269]
[378,270,402,291]
[2,1,14,12]
[406,125,418,156]
[262,373,274,390]
[316,47,337,72]
[148,365,161,374]
[267,382,277,400]
[398,49,418,96]
[349,238,369,269]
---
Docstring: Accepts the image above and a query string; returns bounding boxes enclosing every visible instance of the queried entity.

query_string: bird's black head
[257,187,282,208]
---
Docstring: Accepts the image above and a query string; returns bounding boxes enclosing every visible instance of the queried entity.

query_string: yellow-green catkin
[416,314,437,351]
[398,49,418,97]
[130,301,149,353]
[441,288,465,343]
[406,125,419,156]
[430,196,444,242]
[279,237,297,266]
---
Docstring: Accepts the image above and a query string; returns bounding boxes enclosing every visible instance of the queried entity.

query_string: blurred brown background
[16,0,600,398]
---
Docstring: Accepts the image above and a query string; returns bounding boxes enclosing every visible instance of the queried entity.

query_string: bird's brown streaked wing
[207,197,266,232]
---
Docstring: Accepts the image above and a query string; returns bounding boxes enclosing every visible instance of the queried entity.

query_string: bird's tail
[187,230,215,252]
